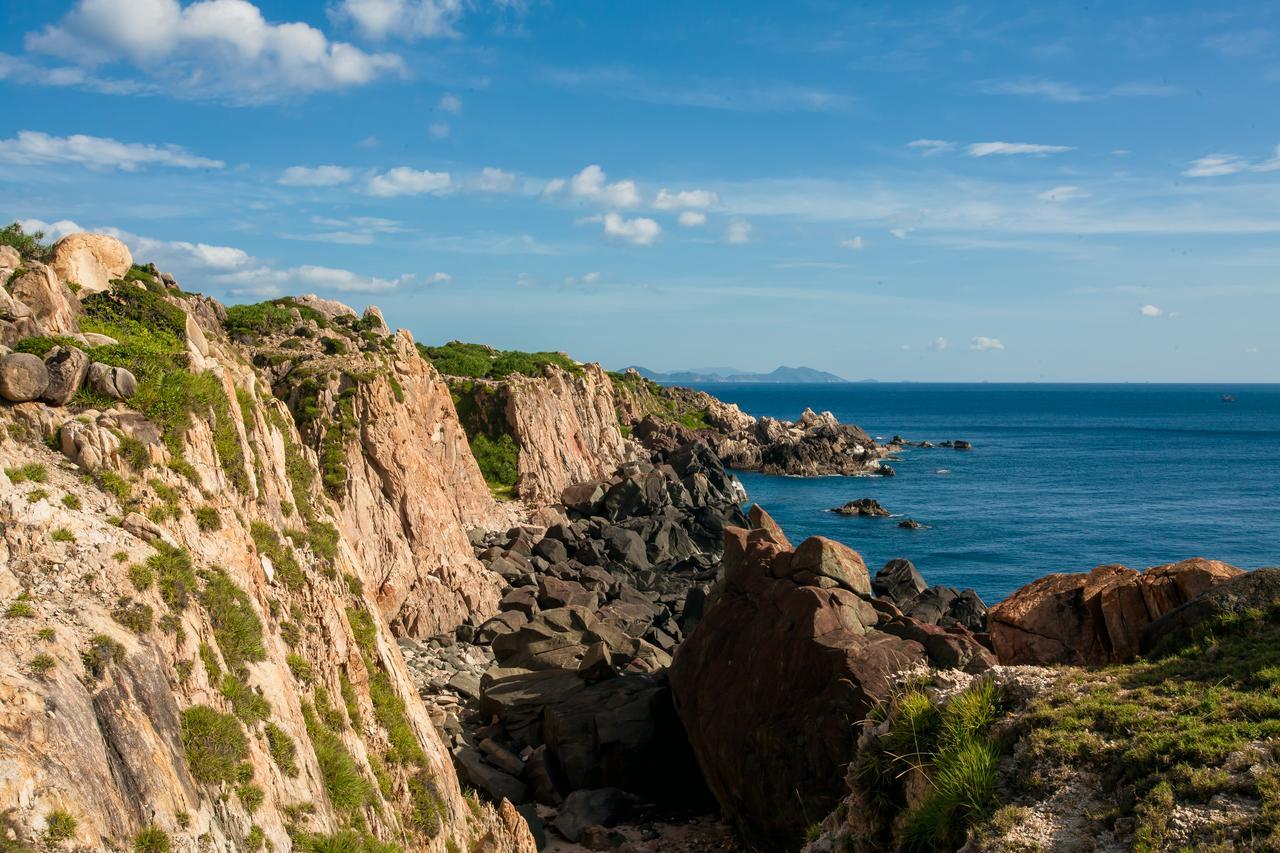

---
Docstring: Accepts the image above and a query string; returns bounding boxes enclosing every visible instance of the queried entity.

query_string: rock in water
[830,497,891,517]
[0,352,50,402]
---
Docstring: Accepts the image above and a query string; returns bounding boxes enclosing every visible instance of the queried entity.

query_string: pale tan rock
[48,232,132,294]
[8,263,76,334]
[505,362,638,503]
[0,245,20,267]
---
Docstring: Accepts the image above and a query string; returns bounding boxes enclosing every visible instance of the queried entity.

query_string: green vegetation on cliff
[0,222,52,261]
[446,379,519,498]
[417,340,580,379]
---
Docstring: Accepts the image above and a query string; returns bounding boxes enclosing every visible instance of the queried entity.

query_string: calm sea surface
[687,383,1280,604]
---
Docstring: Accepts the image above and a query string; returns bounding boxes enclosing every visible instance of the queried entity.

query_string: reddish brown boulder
[669,526,991,851]
[989,558,1244,665]
[747,503,791,548]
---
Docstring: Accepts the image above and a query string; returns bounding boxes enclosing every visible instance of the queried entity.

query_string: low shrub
[199,567,265,672]
[265,721,299,777]
[45,808,77,842]
[181,705,249,784]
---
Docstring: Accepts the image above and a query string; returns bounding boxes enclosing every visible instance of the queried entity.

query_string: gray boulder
[86,362,138,400]
[873,558,928,605]
[41,345,90,406]
[0,352,50,402]
[553,788,638,843]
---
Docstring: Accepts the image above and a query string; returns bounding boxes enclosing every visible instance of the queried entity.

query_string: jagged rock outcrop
[989,558,1244,665]
[617,370,889,477]
[1140,567,1280,656]
[0,236,535,851]
[48,232,133,294]
[503,363,638,503]
[669,522,993,851]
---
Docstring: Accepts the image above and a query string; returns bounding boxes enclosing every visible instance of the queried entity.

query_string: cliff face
[504,363,637,503]
[0,234,533,851]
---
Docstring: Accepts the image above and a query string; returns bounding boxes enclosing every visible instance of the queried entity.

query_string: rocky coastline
[2,228,1277,852]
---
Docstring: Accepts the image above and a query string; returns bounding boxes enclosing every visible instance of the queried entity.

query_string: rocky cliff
[0,233,533,851]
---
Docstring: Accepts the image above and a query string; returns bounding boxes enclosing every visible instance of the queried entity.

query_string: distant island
[625,365,848,384]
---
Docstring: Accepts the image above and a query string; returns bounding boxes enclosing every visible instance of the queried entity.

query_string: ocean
[687,382,1280,605]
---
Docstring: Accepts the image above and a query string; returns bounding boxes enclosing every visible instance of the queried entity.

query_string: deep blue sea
[688,383,1280,605]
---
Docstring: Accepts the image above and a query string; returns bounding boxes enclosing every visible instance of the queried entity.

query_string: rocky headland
[3,226,1278,852]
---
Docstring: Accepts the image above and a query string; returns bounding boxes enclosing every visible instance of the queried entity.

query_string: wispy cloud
[907,139,955,156]
[332,0,464,41]
[970,336,1005,351]
[278,165,354,187]
[0,130,223,171]
[542,65,853,113]
[1037,185,1087,202]
[981,78,1180,102]
[967,141,1074,157]
[725,220,753,245]
[1182,144,1280,177]
[367,166,452,197]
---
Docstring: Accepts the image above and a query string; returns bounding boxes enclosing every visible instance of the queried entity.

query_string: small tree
[0,222,52,260]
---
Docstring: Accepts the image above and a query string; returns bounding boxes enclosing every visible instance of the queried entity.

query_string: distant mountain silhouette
[625,365,848,384]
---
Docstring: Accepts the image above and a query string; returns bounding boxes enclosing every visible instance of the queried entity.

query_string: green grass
[199,567,265,672]
[265,721,299,777]
[50,528,75,542]
[855,678,1005,852]
[219,674,271,723]
[237,782,265,813]
[133,825,171,853]
[181,705,249,785]
[346,607,378,660]
[128,562,154,591]
[195,505,221,531]
[61,493,81,510]
[29,654,55,677]
[5,597,35,619]
[250,521,304,590]
[302,701,373,812]
[4,463,47,484]
[81,633,125,679]
[45,809,76,842]
[150,545,197,610]
[417,340,581,379]
[198,643,221,680]
[11,336,83,358]
[295,830,403,853]
[287,653,314,685]
[36,627,54,642]
[112,600,154,634]
[1017,600,1280,848]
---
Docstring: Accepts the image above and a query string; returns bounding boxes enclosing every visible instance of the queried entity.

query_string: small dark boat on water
[1222,394,1237,403]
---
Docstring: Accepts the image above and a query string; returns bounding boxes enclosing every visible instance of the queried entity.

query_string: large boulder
[86,362,138,400]
[873,557,927,604]
[790,535,872,596]
[48,232,133,294]
[1141,568,1280,657]
[40,345,90,406]
[989,558,1245,665]
[669,526,989,851]
[0,352,50,402]
[8,263,76,333]
[0,245,20,268]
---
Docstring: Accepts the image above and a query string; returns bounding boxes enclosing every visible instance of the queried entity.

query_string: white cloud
[438,92,462,114]
[17,218,85,241]
[602,212,661,246]
[1139,304,1164,317]
[982,78,1179,103]
[968,142,1074,157]
[357,135,380,148]
[568,165,642,208]
[278,164,353,186]
[541,178,567,196]
[428,122,450,139]
[95,226,254,272]
[333,0,463,41]
[929,337,948,351]
[472,166,517,193]
[970,336,1005,351]
[841,236,866,251]
[1183,145,1280,178]
[25,0,405,103]
[582,271,600,284]
[907,139,955,156]
[0,130,223,171]
[890,227,911,240]
[217,264,411,296]
[725,220,752,245]
[425,271,451,283]
[1037,185,1087,202]
[677,211,707,227]
[653,188,719,210]
[366,166,451,197]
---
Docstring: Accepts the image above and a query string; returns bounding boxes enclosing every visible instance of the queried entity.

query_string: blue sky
[1,1,1278,381]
